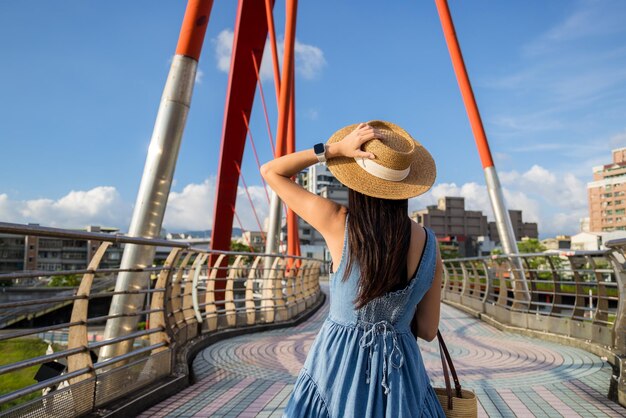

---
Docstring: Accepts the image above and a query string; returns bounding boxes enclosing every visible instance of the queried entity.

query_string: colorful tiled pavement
[139,283,626,417]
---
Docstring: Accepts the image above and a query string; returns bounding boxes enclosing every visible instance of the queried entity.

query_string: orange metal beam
[434,0,495,168]
[175,0,214,60]
[275,0,297,159]
[265,0,282,101]
[210,0,275,303]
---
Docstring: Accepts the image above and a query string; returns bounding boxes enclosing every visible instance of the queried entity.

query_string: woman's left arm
[260,123,378,237]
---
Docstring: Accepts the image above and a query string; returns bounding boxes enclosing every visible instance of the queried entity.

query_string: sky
[1,0,625,238]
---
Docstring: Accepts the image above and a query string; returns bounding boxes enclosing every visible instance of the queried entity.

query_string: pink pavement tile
[194,376,256,417]
[497,388,536,417]
[533,386,582,417]
[238,381,287,416]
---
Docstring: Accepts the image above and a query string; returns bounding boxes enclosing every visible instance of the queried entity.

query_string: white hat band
[354,157,410,181]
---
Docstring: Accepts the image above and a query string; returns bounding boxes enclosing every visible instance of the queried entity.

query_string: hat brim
[325,121,436,200]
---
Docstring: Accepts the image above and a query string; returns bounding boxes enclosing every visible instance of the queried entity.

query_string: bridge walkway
[139,284,625,418]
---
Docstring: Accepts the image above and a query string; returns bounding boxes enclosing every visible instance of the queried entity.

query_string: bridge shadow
[138,284,625,418]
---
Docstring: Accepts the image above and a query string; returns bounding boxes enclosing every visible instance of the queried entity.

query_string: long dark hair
[342,188,412,309]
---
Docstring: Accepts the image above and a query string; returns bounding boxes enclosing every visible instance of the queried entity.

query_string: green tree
[229,241,255,265]
[438,242,460,260]
[517,238,546,254]
[48,274,81,287]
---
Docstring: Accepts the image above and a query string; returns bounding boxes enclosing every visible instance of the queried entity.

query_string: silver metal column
[263,191,283,271]
[99,55,197,360]
[484,166,531,304]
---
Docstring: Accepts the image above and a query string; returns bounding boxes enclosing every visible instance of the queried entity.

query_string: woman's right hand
[327,123,379,160]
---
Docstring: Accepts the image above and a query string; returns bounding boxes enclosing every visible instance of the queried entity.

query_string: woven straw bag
[433,329,478,417]
[411,315,477,417]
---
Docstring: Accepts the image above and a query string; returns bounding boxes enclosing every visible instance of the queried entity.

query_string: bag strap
[438,335,453,409]
[437,329,462,399]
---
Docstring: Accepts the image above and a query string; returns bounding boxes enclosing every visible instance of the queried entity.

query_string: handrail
[0,222,324,416]
[441,249,625,407]
[0,220,325,262]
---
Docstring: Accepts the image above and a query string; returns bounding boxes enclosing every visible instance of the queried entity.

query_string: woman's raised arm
[260,123,378,237]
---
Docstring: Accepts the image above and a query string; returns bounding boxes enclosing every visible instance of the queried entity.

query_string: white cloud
[163,176,269,232]
[195,68,204,85]
[163,178,215,231]
[213,29,326,81]
[0,178,271,234]
[0,166,588,238]
[0,187,130,228]
[293,39,326,79]
[215,29,234,73]
[409,165,589,237]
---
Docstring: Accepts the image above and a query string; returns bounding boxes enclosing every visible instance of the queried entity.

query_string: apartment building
[588,148,626,232]
[0,226,124,273]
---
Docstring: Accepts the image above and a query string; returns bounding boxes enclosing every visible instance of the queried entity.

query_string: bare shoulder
[409,219,427,245]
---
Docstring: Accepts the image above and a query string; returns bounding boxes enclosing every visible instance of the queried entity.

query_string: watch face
[314,143,325,154]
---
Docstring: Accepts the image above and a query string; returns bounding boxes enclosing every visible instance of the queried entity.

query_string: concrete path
[139,284,625,417]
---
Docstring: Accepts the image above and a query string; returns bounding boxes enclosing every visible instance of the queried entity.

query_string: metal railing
[0,222,323,417]
[442,247,625,407]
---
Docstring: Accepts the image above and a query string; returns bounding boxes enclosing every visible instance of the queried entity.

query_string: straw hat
[325,120,436,200]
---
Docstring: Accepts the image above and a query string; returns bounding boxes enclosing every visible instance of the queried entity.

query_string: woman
[261,120,445,417]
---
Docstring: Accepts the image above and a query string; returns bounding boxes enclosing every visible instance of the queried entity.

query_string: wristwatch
[314,143,327,163]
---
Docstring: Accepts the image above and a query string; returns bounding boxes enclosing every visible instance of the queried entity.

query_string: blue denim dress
[283,215,446,417]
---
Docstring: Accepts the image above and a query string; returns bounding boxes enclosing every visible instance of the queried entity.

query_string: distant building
[298,162,345,196]
[570,231,626,251]
[411,197,488,239]
[0,225,124,273]
[579,217,590,233]
[238,231,265,252]
[410,196,538,257]
[487,210,538,243]
[541,235,571,251]
[588,148,626,232]
[320,185,348,206]
[476,236,497,256]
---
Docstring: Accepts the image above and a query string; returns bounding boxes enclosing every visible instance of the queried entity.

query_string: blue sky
[1,0,625,237]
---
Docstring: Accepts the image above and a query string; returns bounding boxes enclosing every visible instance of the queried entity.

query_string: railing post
[273,258,288,321]
[285,259,297,318]
[68,241,111,385]
[205,254,227,331]
[168,252,193,340]
[568,255,587,320]
[441,263,450,299]
[150,248,181,354]
[245,256,263,326]
[295,260,307,314]
[459,261,470,297]
[182,253,204,340]
[225,256,244,327]
[191,253,208,325]
[495,258,509,307]
[480,259,491,303]
[589,255,609,324]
